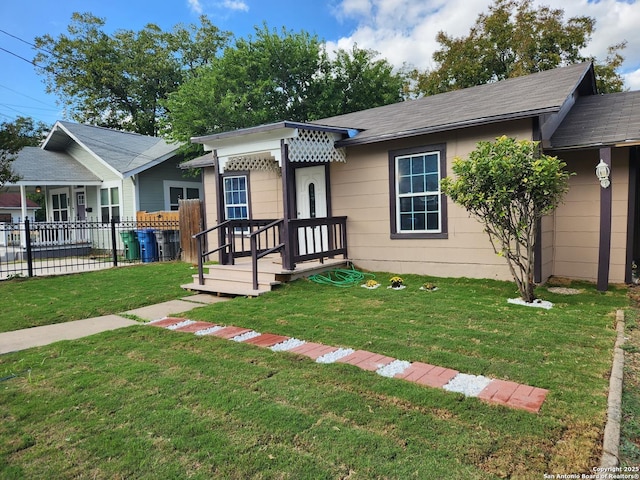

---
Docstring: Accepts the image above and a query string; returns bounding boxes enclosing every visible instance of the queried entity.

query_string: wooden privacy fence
[179,199,203,264]
[136,210,180,228]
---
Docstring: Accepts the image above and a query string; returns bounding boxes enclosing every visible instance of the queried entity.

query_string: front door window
[51,192,69,221]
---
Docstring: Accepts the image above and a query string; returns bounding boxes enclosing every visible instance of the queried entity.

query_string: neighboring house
[7,121,201,223]
[0,193,39,222]
[183,62,640,291]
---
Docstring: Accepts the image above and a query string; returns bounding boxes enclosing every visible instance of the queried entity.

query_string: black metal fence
[0,219,180,280]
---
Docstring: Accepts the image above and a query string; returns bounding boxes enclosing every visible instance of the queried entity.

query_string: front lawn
[0,262,196,333]
[0,272,628,477]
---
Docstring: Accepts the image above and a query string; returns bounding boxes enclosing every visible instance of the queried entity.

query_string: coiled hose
[308,265,375,287]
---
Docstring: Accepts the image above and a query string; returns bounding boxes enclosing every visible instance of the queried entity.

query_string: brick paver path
[149,317,548,413]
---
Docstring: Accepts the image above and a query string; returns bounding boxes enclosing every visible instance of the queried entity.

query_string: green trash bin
[120,230,140,261]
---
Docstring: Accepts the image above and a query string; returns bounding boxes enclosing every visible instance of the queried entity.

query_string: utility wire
[0,29,55,55]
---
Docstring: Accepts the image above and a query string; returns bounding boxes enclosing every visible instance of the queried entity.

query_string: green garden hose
[308,265,375,287]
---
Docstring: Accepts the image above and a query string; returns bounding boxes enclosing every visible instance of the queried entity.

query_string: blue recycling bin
[136,229,158,262]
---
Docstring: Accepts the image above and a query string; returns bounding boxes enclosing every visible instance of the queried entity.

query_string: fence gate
[179,199,203,264]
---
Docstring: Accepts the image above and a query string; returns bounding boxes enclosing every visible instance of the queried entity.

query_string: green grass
[620,308,640,467]
[0,270,630,478]
[0,262,196,332]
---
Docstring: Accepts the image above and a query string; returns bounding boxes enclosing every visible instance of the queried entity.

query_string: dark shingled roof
[550,90,640,150]
[311,63,594,146]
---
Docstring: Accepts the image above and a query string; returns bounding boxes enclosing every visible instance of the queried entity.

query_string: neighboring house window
[223,175,248,221]
[167,184,201,211]
[100,187,120,223]
[389,144,447,238]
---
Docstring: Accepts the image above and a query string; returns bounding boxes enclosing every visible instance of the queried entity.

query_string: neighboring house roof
[550,90,640,150]
[11,147,102,185]
[44,121,181,177]
[9,121,183,186]
[0,193,39,209]
[311,62,595,147]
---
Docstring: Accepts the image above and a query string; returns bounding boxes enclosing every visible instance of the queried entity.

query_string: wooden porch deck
[181,255,349,297]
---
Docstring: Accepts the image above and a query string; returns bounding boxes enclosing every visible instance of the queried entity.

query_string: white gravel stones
[270,338,306,352]
[443,373,493,397]
[232,331,261,342]
[316,348,355,364]
[507,297,553,309]
[166,320,196,330]
[148,317,173,324]
[194,325,224,336]
[376,360,411,378]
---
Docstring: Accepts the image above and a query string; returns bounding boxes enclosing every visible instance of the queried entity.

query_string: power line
[0,46,51,72]
[0,85,56,108]
[0,29,55,56]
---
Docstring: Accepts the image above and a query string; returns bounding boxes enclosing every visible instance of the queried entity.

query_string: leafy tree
[311,44,406,119]
[412,0,625,96]
[163,24,325,153]
[440,136,571,303]
[164,26,407,149]
[0,117,50,187]
[34,13,230,136]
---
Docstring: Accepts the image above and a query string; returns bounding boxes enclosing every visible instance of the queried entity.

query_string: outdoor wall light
[35,185,42,193]
[595,159,611,188]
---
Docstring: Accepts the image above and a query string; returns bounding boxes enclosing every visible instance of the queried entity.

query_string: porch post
[625,147,638,284]
[597,147,612,292]
[281,140,295,271]
[19,185,28,221]
[213,150,226,265]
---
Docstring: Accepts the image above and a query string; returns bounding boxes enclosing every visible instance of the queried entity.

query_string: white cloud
[222,0,249,12]
[335,0,373,18]
[624,68,640,90]
[330,0,640,89]
[187,0,203,14]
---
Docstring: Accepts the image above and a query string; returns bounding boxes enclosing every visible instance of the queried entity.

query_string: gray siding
[137,156,202,212]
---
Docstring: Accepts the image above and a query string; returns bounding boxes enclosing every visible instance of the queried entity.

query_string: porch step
[181,281,271,297]
[181,257,350,297]
[200,267,280,284]
[182,267,281,297]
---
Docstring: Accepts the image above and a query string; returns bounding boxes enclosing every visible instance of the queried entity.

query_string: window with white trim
[389,144,447,238]
[100,186,120,223]
[223,175,248,221]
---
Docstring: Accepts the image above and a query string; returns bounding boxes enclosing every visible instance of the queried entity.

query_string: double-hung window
[100,186,120,223]
[223,174,248,222]
[389,144,447,238]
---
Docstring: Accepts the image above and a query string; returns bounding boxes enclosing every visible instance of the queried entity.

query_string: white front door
[295,165,328,255]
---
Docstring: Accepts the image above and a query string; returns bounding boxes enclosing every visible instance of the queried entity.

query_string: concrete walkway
[0,294,228,355]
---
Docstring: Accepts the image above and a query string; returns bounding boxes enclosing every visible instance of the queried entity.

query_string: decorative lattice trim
[287,129,346,163]
[225,155,281,174]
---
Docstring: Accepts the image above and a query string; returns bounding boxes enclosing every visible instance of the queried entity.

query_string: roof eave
[191,121,353,145]
[548,139,640,152]
[335,107,560,147]
[122,148,181,177]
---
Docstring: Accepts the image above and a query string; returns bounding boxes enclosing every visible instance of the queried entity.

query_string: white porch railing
[0,222,91,248]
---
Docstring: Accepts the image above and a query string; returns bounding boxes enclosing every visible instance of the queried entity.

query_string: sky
[1,0,639,127]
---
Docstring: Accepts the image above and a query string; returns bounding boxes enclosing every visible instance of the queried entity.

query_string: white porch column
[19,185,28,248]
[19,185,27,221]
